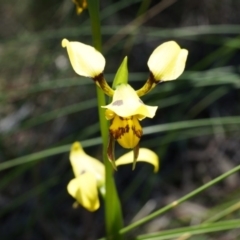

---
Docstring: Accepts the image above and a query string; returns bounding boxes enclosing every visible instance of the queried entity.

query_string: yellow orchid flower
[102,83,158,168]
[62,39,188,168]
[67,142,105,211]
[67,142,159,212]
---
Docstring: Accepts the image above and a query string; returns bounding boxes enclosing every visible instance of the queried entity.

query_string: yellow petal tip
[62,38,69,48]
[111,161,118,171]
[71,141,82,153]
[132,163,136,170]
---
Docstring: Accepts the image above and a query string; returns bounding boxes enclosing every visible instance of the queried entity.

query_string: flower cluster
[62,39,188,169]
[62,39,188,211]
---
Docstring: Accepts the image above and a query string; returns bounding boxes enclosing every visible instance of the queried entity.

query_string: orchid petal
[67,173,100,211]
[115,148,159,172]
[70,142,105,183]
[62,39,105,78]
[102,84,157,118]
[148,41,188,81]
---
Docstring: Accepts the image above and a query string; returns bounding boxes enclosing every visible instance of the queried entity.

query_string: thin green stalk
[175,200,240,240]
[87,0,102,51]
[204,201,240,224]
[87,1,124,239]
[136,219,240,240]
[119,164,240,234]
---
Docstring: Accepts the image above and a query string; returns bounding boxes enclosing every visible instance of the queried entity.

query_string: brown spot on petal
[110,124,130,139]
[93,73,114,97]
[149,71,160,83]
[112,100,123,106]
[132,126,142,138]
[80,170,86,175]
[119,116,132,121]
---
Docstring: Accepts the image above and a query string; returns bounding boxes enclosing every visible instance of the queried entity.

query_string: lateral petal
[147,41,188,81]
[62,39,105,78]
[115,148,159,172]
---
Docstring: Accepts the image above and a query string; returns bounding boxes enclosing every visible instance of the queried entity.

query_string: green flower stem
[86,0,124,239]
[87,0,102,51]
[119,164,240,234]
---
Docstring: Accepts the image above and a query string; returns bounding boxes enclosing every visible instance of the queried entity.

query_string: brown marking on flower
[93,73,114,97]
[132,126,142,138]
[136,72,160,97]
[112,100,123,106]
[93,73,104,82]
[119,116,133,121]
[80,170,86,175]
[149,71,161,83]
[110,124,130,140]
